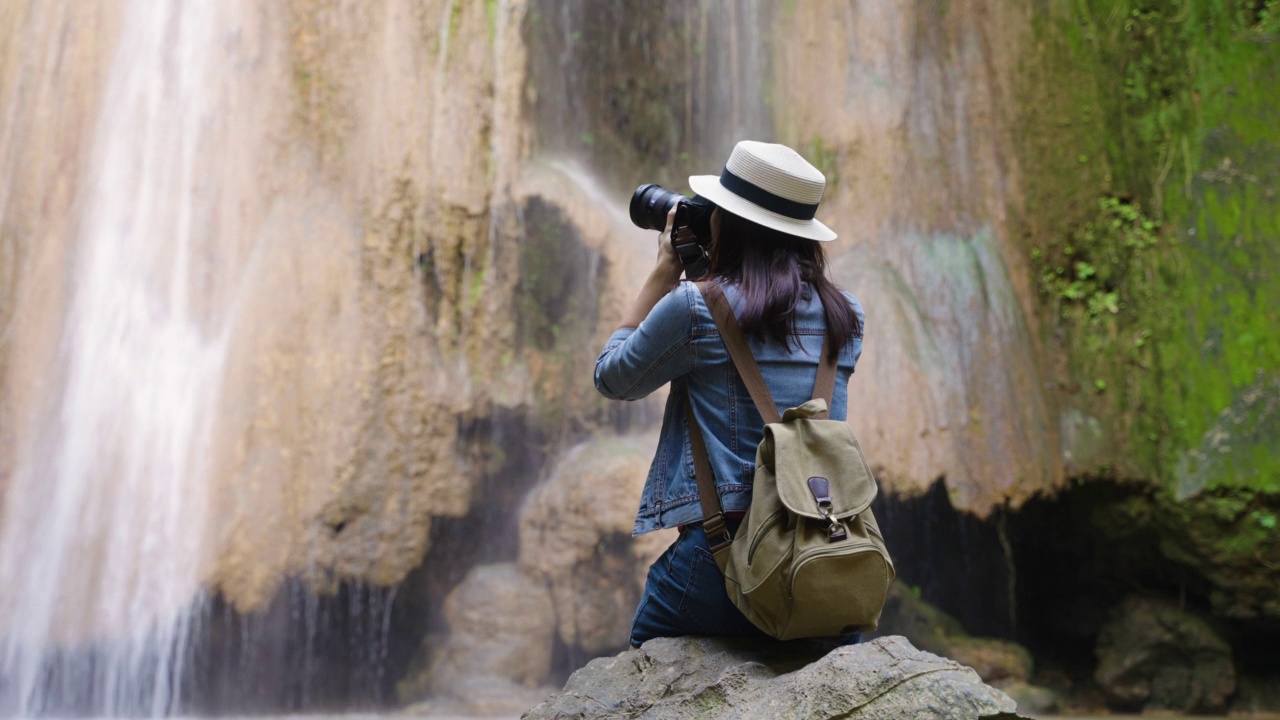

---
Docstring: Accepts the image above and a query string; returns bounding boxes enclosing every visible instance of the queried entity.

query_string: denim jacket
[595,281,864,535]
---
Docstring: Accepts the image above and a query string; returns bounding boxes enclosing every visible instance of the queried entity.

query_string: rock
[518,434,676,655]
[1231,673,1280,714]
[404,680,554,719]
[522,635,1027,719]
[398,563,556,715]
[935,637,1034,685]
[1097,485,1280,624]
[993,680,1063,716]
[1094,595,1235,712]
[877,584,1034,683]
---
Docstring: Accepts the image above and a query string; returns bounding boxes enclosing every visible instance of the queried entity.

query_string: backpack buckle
[817,502,848,543]
[703,513,733,553]
[827,521,848,543]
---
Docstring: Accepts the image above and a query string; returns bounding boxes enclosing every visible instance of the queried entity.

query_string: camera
[629,184,717,279]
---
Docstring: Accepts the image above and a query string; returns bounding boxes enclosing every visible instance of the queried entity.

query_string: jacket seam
[616,334,690,398]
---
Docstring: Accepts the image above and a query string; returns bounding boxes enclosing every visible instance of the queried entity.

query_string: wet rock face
[876,583,1033,685]
[518,434,675,656]
[1094,595,1236,712]
[743,4,1059,515]
[397,434,676,714]
[523,635,1026,720]
[398,563,555,716]
[0,0,537,639]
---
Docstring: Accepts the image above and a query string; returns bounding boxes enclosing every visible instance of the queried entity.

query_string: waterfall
[0,0,1111,715]
[527,0,771,181]
[0,0,231,714]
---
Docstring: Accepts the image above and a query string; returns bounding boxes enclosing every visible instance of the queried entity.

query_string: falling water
[527,0,771,179]
[0,0,1117,716]
[0,1,230,715]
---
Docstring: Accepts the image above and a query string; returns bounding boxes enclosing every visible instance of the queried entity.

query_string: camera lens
[629,184,683,231]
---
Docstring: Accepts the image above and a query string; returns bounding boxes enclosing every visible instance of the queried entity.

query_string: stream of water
[0,0,234,715]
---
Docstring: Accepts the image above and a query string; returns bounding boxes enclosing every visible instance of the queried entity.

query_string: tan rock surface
[0,0,540,637]
[401,562,555,716]
[770,2,1059,514]
[518,434,676,655]
[0,0,1075,651]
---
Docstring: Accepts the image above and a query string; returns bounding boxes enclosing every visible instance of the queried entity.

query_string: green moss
[449,0,462,43]
[467,276,483,313]
[1099,485,1280,617]
[514,198,609,434]
[1019,0,1280,491]
[1173,488,1277,563]
[805,136,841,188]
[1174,372,1280,496]
[485,0,498,45]
[688,687,728,713]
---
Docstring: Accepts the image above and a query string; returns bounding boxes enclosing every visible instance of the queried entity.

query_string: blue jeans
[630,522,767,647]
[630,521,866,648]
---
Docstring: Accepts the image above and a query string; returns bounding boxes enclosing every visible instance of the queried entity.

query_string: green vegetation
[514,198,609,435]
[1240,0,1280,38]
[1101,484,1280,618]
[1032,194,1167,409]
[1019,0,1280,487]
[805,136,841,188]
[1034,196,1160,324]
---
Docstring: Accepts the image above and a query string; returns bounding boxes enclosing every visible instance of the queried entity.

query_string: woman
[594,141,865,647]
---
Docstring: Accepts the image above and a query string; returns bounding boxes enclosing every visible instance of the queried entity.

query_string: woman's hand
[654,205,684,286]
[617,206,687,330]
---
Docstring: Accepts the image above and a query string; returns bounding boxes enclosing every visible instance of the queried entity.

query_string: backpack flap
[764,399,877,520]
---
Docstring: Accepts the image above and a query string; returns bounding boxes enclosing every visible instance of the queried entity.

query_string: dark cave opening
[874,477,1280,692]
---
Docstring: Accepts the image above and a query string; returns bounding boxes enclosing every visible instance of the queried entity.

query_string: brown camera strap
[686,281,838,552]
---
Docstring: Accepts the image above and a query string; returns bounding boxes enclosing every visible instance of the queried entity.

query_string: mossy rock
[877,584,1034,684]
[1094,595,1236,712]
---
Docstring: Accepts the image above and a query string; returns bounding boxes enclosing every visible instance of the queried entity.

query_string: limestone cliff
[0,0,1276,714]
[0,0,625,633]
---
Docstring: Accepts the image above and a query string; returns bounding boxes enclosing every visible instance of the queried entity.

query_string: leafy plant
[1238,0,1280,38]
[1034,195,1161,325]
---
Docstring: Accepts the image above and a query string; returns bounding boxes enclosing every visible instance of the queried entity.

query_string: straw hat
[689,140,836,242]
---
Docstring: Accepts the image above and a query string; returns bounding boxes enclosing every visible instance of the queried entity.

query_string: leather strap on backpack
[685,281,839,553]
[685,391,733,553]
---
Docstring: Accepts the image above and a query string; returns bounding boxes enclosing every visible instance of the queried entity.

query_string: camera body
[629,184,717,279]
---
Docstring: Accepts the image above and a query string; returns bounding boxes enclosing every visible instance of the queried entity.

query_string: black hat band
[719,167,820,221]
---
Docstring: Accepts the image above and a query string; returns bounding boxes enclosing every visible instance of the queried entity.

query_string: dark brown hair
[707,208,860,362]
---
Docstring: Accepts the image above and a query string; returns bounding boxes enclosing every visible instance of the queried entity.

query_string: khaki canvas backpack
[687,282,895,640]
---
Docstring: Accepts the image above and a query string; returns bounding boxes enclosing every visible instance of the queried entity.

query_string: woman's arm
[594,206,695,400]
[618,205,685,329]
